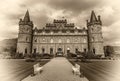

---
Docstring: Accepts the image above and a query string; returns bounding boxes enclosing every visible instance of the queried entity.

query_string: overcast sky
[0,0,120,46]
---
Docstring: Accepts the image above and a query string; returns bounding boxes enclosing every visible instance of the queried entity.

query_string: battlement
[53,19,67,23]
[45,19,75,29]
[19,19,33,26]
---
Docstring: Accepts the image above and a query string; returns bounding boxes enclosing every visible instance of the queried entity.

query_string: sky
[0,0,120,46]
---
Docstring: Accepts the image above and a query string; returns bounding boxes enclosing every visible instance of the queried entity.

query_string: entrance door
[57,48,63,56]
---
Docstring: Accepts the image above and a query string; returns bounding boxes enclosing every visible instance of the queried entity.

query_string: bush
[67,53,77,58]
[41,53,53,59]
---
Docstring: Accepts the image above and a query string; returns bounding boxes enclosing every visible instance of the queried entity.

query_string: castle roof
[23,10,30,22]
[90,10,98,23]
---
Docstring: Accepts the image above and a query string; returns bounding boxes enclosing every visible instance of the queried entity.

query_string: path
[22,57,88,81]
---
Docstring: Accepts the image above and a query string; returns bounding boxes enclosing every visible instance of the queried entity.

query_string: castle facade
[17,10,104,57]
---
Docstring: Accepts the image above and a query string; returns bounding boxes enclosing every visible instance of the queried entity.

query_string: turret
[17,10,33,56]
[87,10,104,58]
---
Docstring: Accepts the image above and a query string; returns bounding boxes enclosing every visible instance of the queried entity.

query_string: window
[26,37,29,42]
[34,48,36,53]
[67,48,70,54]
[83,38,86,43]
[84,48,86,53]
[43,38,45,42]
[59,39,62,43]
[25,48,27,54]
[93,48,95,54]
[92,37,94,42]
[75,48,78,53]
[92,28,94,31]
[51,31,53,34]
[50,48,53,54]
[67,39,70,43]
[75,39,78,43]
[51,39,53,43]
[34,39,37,42]
[42,48,45,53]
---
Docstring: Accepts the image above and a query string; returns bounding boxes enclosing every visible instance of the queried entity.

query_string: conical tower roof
[23,10,30,22]
[90,10,97,23]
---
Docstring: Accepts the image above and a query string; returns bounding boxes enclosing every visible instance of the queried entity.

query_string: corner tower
[17,10,33,55]
[87,11,104,57]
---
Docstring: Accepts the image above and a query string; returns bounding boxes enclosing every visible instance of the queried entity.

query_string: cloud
[0,0,120,46]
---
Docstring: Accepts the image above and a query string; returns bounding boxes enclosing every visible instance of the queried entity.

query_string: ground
[22,57,88,81]
[0,59,49,81]
[69,59,120,81]
[0,58,120,81]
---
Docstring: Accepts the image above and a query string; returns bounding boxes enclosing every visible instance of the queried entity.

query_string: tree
[104,45,114,57]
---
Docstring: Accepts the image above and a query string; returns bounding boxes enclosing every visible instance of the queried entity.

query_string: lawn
[0,59,49,81]
[69,59,120,81]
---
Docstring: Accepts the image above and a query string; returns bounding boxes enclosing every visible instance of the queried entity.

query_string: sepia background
[0,0,120,45]
[0,0,120,81]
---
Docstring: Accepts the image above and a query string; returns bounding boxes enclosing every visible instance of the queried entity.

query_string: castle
[17,10,104,57]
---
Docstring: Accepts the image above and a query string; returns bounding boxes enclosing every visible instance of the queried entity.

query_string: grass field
[0,59,49,81]
[69,59,120,81]
[1,59,120,81]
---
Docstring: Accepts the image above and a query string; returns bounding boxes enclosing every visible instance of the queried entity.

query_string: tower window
[92,37,94,42]
[34,48,36,53]
[26,37,29,42]
[92,28,94,31]
[75,48,78,53]
[34,39,37,42]
[93,48,95,54]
